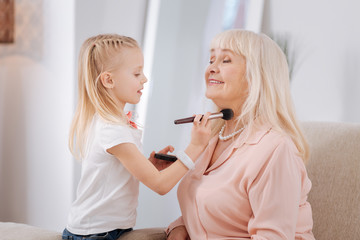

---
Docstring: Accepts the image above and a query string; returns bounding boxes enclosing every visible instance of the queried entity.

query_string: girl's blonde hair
[69,34,139,159]
[210,29,309,162]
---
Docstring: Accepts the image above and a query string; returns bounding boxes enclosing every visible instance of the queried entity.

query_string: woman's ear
[100,72,114,89]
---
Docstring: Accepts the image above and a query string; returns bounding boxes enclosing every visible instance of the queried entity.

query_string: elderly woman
[166,29,315,240]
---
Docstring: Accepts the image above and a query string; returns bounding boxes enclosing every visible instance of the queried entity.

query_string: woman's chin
[208,98,231,110]
[205,91,219,101]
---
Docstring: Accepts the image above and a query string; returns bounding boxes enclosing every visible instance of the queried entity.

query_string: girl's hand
[189,112,212,150]
[149,145,175,171]
[167,226,190,240]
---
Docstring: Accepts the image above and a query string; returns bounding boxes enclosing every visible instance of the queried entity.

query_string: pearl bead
[218,124,245,141]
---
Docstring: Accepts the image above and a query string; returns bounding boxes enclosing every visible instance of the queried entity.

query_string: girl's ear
[100,72,114,89]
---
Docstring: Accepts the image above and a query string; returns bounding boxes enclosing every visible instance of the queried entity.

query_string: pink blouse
[167,124,315,239]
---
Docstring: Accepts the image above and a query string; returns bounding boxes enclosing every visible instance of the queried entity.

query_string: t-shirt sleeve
[99,123,137,152]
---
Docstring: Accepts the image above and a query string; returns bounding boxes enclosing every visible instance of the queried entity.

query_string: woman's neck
[223,119,244,136]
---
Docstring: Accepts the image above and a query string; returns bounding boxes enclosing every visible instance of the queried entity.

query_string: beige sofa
[1,121,359,240]
[302,122,360,239]
[0,222,166,240]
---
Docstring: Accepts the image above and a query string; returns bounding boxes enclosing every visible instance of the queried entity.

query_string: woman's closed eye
[209,58,231,64]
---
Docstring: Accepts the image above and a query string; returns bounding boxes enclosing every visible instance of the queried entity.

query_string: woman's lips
[208,79,224,85]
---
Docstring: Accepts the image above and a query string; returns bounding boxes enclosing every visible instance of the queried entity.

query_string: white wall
[0,0,75,231]
[262,0,360,122]
[137,0,212,228]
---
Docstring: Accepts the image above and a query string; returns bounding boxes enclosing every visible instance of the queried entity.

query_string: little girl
[62,34,211,240]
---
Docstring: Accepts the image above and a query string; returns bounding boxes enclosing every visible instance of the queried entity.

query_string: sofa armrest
[0,222,167,240]
[119,228,166,240]
[0,222,62,240]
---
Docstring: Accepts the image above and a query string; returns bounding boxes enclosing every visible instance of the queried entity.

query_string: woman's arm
[166,216,189,240]
[247,139,303,239]
[107,113,211,195]
[167,226,189,240]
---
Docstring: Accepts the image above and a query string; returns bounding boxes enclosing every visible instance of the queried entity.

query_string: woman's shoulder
[259,127,304,170]
[247,123,297,154]
[245,126,304,177]
[267,127,294,146]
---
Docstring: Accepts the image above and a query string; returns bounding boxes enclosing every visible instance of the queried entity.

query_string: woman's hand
[167,226,190,240]
[149,145,175,171]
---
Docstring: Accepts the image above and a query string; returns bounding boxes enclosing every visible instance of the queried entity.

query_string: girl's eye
[223,59,231,63]
[209,60,214,64]
[134,73,141,77]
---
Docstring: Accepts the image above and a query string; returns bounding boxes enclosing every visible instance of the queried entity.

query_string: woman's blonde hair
[209,29,309,162]
[69,34,139,159]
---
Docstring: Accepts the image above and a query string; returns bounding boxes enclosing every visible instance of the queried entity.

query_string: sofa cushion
[0,222,62,240]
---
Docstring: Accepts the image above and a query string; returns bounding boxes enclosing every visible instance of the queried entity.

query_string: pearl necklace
[218,124,245,141]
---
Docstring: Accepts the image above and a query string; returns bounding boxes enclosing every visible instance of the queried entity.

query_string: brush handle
[174,116,196,124]
[174,113,223,124]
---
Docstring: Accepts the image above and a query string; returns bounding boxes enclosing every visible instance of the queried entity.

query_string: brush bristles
[221,109,234,120]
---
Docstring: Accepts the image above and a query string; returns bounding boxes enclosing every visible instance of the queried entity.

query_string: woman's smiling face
[205,48,248,111]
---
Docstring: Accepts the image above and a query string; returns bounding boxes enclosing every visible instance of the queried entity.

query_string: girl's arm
[107,113,211,195]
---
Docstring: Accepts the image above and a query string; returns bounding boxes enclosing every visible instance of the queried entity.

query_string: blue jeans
[62,228,132,240]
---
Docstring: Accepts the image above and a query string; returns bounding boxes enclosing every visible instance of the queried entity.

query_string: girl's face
[110,47,147,108]
[205,47,248,113]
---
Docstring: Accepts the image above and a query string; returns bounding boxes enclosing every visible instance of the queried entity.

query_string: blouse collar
[199,122,272,174]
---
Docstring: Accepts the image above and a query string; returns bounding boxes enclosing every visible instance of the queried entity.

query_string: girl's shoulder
[96,115,137,136]
[97,117,126,129]
[94,114,131,130]
[92,114,143,150]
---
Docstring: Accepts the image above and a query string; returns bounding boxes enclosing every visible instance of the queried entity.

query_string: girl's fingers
[193,114,202,126]
[166,145,174,152]
[200,112,211,126]
[159,145,174,154]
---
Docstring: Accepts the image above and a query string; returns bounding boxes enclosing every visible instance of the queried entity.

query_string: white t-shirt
[67,114,142,235]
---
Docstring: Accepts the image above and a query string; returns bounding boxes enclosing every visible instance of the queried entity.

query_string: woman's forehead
[209,48,235,55]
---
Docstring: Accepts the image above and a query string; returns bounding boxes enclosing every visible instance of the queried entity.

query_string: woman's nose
[209,64,219,74]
